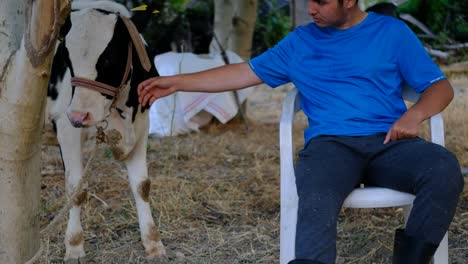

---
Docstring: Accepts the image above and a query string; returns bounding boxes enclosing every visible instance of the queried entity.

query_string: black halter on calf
[67,8,158,123]
[69,13,153,99]
[70,41,133,99]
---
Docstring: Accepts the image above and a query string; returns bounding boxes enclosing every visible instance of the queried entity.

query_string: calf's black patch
[93,15,160,122]
[48,41,73,100]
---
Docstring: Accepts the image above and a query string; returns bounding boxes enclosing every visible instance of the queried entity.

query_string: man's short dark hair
[338,0,359,5]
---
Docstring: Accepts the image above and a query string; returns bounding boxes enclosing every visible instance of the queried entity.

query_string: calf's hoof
[65,257,86,264]
[147,255,169,264]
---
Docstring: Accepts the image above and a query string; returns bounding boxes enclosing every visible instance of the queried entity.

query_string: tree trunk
[0,0,70,263]
[210,0,258,60]
[291,0,312,28]
[209,0,258,124]
[210,0,233,55]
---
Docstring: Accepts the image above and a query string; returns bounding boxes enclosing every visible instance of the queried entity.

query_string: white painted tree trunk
[209,0,258,120]
[290,0,312,28]
[210,0,258,60]
[0,0,70,263]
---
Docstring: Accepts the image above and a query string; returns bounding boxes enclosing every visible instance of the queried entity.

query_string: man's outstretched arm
[138,62,263,107]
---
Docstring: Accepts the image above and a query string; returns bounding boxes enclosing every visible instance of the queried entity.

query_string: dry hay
[39,76,468,264]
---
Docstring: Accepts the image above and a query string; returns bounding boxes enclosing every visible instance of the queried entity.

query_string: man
[138,0,463,263]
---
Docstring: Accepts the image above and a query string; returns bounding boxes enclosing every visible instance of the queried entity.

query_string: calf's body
[47,1,166,262]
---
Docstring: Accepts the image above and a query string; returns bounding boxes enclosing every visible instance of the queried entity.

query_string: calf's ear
[59,16,72,41]
[130,1,159,32]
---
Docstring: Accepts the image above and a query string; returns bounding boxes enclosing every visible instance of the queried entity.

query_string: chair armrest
[429,113,445,146]
[280,88,299,151]
[402,84,420,103]
[280,87,300,193]
[279,87,300,264]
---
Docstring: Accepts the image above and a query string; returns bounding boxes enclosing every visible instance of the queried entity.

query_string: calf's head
[61,1,157,127]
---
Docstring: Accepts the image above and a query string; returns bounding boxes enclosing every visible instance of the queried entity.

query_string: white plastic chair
[279,86,449,264]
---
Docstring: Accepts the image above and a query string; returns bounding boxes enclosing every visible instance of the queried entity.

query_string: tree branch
[0,51,15,92]
[25,0,70,67]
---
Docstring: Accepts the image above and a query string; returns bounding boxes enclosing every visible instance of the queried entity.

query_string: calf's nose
[67,111,91,127]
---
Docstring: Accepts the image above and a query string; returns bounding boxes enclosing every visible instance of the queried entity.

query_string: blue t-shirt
[249,12,446,143]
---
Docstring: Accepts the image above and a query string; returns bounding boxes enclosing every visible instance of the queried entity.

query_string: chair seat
[343,187,415,208]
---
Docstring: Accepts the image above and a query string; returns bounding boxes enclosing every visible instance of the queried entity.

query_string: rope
[24,126,108,264]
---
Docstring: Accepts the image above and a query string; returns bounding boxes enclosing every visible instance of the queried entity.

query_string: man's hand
[138,76,177,107]
[384,112,421,144]
[384,79,454,144]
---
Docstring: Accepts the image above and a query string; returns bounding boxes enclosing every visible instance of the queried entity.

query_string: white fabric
[149,51,254,137]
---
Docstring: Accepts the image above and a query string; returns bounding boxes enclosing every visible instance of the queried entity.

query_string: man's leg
[365,137,463,261]
[294,136,365,264]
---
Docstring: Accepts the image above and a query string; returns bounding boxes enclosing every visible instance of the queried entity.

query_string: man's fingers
[137,83,144,94]
[141,96,148,106]
[384,128,400,144]
[137,77,174,106]
[138,77,158,95]
[142,93,154,107]
[384,131,391,144]
[149,96,157,106]
[138,80,150,94]
[138,85,153,104]
[138,92,146,104]
[392,130,400,142]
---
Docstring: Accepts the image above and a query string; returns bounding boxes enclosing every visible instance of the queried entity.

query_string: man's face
[307,0,348,29]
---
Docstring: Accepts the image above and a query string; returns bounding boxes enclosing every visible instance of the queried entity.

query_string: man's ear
[59,15,71,41]
[343,0,357,9]
[130,1,158,32]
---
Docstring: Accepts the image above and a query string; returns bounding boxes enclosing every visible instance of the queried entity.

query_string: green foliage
[115,0,213,55]
[399,0,467,42]
[449,1,468,41]
[252,0,291,56]
[422,0,448,34]
[118,0,292,57]
[360,0,387,10]
[398,0,421,13]
[168,0,192,12]
[394,0,468,64]
[146,0,213,54]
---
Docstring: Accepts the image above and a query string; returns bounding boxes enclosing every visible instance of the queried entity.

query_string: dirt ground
[39,74,468,263]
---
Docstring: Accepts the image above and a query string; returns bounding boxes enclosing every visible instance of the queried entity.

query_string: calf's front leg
[56,116,87,263]
[125,135,167,263]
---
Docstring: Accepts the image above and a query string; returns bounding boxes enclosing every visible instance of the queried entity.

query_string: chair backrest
[402,83,420,103]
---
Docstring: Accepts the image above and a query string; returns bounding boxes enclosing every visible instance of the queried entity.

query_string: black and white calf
[47,1,166,263]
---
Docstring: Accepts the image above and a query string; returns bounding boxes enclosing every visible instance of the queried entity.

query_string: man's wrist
[405,107,426,124]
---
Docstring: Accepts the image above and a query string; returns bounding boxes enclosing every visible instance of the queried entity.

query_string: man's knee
[420,148,464,195]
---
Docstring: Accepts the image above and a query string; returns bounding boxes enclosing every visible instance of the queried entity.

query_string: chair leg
[280,205,298,264]
[402,205,412,226]
[280,195,299,264]
[433,232,448,264]
[288,260,326,264]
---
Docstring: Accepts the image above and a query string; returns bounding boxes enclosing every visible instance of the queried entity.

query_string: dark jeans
[294,133,463,264]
